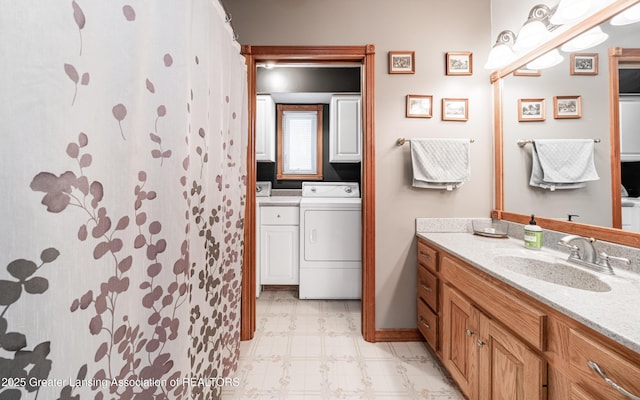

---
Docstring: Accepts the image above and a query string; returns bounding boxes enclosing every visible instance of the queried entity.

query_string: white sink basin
[493,253,612,292]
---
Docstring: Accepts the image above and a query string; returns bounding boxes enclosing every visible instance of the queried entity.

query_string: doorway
[240,45,377,342]
[609,48,640,230]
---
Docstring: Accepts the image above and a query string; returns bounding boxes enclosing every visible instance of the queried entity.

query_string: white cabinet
[329,94,362,162]
[260,206,299,285]
[256,95,276,162]
[622,204,640,232]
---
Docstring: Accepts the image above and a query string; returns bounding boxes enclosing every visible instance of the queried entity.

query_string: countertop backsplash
[416,217,640,274]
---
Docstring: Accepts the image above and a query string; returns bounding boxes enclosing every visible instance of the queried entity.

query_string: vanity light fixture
[526,48,564,70]
[551,0,616,25]
[610,3,640,25]
[560,25,609,52]
[512,4,558,54]
[550,0,593,25]
[484,30,517,69]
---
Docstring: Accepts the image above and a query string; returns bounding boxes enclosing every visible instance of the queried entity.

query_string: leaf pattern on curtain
[1,1,247,399]
[0,249,59,399]
[31,133,190,399]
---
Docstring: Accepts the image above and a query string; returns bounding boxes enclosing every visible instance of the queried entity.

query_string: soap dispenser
[524,215,542,249]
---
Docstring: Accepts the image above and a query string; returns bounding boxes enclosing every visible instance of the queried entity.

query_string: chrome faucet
[557,235,629,275]
[558,235,598,263]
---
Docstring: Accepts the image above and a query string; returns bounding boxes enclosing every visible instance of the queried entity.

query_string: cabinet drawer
[418,298,438,351]
[261,206,299,225]
[417,240,438,272]
[417,264,438,311]
[569,329,640,400]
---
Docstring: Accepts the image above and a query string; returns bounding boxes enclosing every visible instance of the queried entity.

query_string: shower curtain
[0,1,247,399]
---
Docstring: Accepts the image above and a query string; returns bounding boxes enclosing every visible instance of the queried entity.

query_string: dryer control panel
[301,182,360,198]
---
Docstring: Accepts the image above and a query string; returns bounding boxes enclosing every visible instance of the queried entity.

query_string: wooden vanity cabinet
[418,238,547,400]
[417,237,640,400]
[417,240,440,353]
[442,283,546,400]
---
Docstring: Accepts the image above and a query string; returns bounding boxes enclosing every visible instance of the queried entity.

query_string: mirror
[276,104,323,180]
[493,0,640,247]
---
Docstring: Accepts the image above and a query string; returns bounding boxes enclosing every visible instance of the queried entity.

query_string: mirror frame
[492,0,640,248]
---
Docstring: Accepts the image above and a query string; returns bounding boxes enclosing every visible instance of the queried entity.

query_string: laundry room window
[277,104,323,180]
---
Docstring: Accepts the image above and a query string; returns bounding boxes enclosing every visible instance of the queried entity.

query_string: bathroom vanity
[416,228,640,400]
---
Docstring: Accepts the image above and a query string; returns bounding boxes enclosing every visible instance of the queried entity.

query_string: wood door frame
[240,45,377,342]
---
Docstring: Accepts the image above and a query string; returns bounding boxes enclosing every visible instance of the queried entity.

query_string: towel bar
[517,138,601,147]
[396,138,475,146]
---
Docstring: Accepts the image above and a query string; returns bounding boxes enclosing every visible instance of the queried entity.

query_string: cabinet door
[442,285,479,399]
[260,225,299,284]
[256,95,275,162]
[329,95,362,162]
[478,313,547,400]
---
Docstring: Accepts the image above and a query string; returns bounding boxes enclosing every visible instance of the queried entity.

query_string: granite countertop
[417,232,640,354]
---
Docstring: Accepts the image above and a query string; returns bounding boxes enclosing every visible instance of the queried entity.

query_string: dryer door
[303,209,361,262]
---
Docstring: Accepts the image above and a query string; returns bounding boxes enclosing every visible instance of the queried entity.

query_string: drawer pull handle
[419,317,430,330]
[476,339,485,348]
[465,329,474,337]
[588,360,640,400]
[420,283,432,293]
[419,251,432,260]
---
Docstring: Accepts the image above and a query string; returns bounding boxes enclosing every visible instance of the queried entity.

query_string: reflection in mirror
[492,0,640,246]
[501,11,640,230]
[276,104,323,180]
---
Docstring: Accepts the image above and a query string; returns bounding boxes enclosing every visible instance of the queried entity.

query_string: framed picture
[446,52,473,75]
[518,98,546,122]
[406,94,433,118]
[513,68,541,77]
[389,51,415,74]
[442,98,468,121]
[554,95,582,119]
[570,53,598,75]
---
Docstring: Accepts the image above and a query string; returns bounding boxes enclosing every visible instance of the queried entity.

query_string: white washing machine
[299,182,361,299]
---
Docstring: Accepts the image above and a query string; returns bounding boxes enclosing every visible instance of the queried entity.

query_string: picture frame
[513,68,541,77]
[406,94,433,118]
[518,98,546,122]
[389,51,415,74]
[570,53,598,75]
[446,52,473,75]
[442,98,468,121]
[554,95,582,119]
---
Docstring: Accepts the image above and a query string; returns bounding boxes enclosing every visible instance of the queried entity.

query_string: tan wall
[223,0,494,329]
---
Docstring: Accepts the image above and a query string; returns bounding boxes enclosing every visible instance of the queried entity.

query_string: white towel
[529,139,599,191]
[410,139,470,191]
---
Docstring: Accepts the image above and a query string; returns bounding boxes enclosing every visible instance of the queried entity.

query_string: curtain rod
[217,0,239,42]
[396,138,475,146]
[517,138,601,147]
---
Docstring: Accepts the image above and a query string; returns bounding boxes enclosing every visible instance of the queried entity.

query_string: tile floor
[222,290,463,399]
